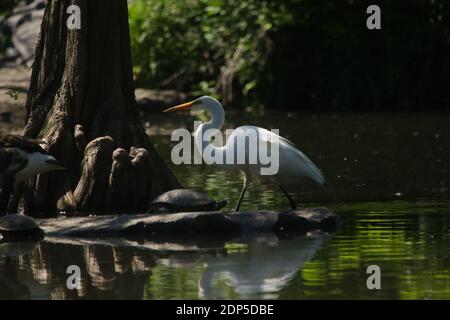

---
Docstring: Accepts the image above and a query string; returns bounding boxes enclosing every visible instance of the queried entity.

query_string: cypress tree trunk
[22,0,180,216]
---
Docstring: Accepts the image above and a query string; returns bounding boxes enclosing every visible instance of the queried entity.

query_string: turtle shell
[0,214,40,231]
[151,189,226,212]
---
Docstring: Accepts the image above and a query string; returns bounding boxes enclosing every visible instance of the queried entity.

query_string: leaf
[5,89,18,101]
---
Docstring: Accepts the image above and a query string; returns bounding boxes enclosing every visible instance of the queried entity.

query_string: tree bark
[23,0,180,216]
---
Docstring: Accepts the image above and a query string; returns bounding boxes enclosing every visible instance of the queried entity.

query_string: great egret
[164,96,326,212]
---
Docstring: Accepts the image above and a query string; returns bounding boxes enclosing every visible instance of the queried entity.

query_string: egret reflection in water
[197,233,325,299]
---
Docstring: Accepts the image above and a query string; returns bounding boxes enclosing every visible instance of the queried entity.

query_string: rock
[135,88,187,112]
[38,208,340,238]
[127,212,240,236]
[275,208,340,232]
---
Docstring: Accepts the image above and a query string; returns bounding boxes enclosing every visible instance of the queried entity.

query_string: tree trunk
[23,0,180,216]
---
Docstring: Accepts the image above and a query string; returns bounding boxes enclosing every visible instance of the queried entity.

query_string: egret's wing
[242,126,325,184]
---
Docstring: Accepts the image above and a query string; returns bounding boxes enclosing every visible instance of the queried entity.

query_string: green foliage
[5,89,19,100]
[129,0,297,103]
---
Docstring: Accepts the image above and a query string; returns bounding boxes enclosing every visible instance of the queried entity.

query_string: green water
[1,111,450,299]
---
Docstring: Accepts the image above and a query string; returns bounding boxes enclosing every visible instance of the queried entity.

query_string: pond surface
[1,110,450,299]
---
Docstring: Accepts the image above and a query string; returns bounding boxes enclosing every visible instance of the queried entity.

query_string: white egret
[164,96,327,212]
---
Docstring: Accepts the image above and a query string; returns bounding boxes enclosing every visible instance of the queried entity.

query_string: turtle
[150,189,227,213]
[0,214,44,241]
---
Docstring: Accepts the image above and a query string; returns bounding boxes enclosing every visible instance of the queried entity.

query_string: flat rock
[38,208,339,238]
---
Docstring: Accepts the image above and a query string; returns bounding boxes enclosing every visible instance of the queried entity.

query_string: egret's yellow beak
[163,101,194,113]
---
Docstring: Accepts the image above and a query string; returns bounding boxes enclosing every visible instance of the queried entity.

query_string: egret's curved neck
[194,104,225,156]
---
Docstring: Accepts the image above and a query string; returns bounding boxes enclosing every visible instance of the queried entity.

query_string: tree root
[57,126,156,215]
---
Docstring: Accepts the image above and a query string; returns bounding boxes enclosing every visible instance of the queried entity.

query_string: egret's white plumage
[164,96,326,211]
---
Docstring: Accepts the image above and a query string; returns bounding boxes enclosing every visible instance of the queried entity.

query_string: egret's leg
[234,175,248,212]
[278,185,297,210]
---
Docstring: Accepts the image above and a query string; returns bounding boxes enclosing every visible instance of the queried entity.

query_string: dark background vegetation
[129,0,450,111]
[2,0,450,111]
